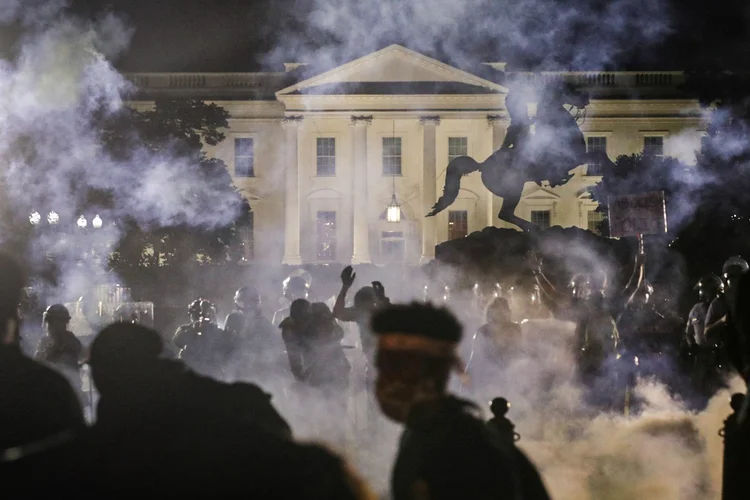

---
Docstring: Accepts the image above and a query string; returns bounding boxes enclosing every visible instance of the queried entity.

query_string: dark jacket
[393,396,550,500]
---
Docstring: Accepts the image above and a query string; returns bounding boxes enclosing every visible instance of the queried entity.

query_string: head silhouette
[89,323,164,396]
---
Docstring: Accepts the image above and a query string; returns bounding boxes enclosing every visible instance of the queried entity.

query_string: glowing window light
[47,211,59,225]
[92,215,102,229]
[29,211,41,225]
[77,215,87,228]
[386,194,401,223]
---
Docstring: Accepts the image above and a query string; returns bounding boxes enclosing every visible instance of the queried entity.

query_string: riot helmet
[694,274,724,302]
[199,300,217,323]
[234,285,261,312]
[43,304,71,334]
[722,256,749,289]
[569,270,606,300]
[188,299,203,322]
[283,276,309,301]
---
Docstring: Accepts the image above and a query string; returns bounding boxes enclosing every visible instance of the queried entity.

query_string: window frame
[382,136,403,176]
[447,210,469,240]
[530,209,551,231]
[233,136,256,178]
[315,210,337,262]
[585,136,608,176]
[315,137,337,177]
[238,211,255,261]
[640,131,668,158]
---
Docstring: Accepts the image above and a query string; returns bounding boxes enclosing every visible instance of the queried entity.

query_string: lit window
[448,210,468,240]
[643,136,664,157]
[586,137,607,175]
[530,210,551,231]
[316,211,336,261]
[587,210,605,235]
[316,138,336,176]
[383,137,402,176]
[235,138,255,177]
[238,212,254,260]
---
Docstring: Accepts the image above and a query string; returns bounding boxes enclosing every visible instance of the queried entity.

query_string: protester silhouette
[371,302,551,500]
[0,252,85,492]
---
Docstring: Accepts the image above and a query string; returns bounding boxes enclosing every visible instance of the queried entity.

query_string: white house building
[127,44,705,266]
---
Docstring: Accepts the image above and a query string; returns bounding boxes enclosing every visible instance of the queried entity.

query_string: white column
[350,115,372,264]
[420,116,440,262]
[486,114,506,227]
[282,115,303,265]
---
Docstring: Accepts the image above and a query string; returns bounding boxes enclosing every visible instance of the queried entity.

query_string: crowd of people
[2,247,750,499]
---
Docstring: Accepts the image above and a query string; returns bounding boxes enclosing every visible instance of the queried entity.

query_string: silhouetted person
[468,297,523,371]
[88,322,375,498]
[334,266,390,373]
[174,299,227,378]
[721,393,748,500]
[486,397,520,446]
[281,300,350,392]
[687,274,724,349]
[226,285,285,381]
[273,274,311,327]
[371,302,551,500]
[35,304,82,374]
[0,252,85,492]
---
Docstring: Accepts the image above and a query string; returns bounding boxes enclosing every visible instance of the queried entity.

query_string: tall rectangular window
[381,231,405,262]
[586,136,607,175]
[643,136,664,157]
[316,137,336,176]
[587,210,605,236]
[235,138,255,177]
[448,210,468,240]
[238,212,254,260]
[531,210,551,231]
[448,137,468,162]
[383,137,402,176]
[316,211,336,261]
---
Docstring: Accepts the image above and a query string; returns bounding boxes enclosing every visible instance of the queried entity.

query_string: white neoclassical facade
[127,45,706,266]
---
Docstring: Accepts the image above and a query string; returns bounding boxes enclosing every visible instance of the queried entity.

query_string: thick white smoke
[264,0,672,73]
[0,2,243,302]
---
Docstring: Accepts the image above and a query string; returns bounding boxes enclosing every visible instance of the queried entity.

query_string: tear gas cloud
[264,0,672,73]
[0,2,244,302]
[0,1,742,499]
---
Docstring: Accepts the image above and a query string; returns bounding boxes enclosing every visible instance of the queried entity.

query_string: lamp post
[92,215,102,229]
[29,211,41,225]
[385,120,401,224]
[77,215,88,229]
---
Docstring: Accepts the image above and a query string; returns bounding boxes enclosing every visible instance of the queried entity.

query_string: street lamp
[92,215,102,229]
[47,211,59,225]
[77,215,87,228]
[29,211,41,225]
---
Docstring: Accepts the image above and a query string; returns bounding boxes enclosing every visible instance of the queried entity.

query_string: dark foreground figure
[371,302,550,500]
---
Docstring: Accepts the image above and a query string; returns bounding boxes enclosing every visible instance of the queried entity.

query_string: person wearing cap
[35,304,82,375]
[371,302,550,500]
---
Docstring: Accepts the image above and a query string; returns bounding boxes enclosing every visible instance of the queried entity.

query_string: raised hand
[340,266,356,288]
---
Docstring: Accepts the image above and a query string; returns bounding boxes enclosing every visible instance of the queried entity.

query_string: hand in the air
[340,266,356,288]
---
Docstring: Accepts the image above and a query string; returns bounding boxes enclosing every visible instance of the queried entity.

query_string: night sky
[6,0,750,73]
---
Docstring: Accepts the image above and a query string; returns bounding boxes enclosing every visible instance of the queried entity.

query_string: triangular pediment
[277,45,506,96]
[522,185,561,200]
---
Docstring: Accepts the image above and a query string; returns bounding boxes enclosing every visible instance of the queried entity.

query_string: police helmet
[722,256,749,277]
[234,285,261,311]
[188,299,203,320]
[283,276,309,300]
[43,304,71,323]
[199,300,217,322]
[694,274,724,294]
